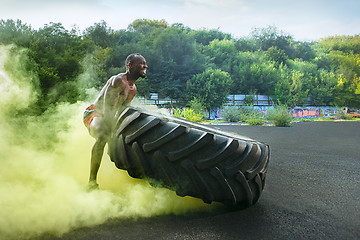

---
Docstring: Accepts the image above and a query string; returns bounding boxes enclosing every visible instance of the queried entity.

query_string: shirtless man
[83,53,148,190]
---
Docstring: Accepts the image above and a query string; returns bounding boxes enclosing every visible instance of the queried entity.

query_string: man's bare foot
[87,181,99,191]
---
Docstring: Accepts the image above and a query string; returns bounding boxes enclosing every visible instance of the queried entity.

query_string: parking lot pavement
[37,121,360,240]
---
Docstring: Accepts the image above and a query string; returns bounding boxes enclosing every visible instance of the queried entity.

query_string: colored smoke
[0,45,212,240]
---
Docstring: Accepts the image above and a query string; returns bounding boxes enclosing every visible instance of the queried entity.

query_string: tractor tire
[108,107,270,209]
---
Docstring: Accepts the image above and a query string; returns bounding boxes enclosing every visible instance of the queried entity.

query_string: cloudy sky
[1,0,359,41]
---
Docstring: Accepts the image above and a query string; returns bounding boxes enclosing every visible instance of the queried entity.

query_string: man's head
[126,53,147,78]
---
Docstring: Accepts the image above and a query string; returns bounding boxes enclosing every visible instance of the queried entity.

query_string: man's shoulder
[111,73,126,88]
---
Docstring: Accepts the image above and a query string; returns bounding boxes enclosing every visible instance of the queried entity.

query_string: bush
[172,108,204,122]
[222,107,266,125]
[246,110,265,125]
[336,109,353,120]
[222,107,242,122]
[222,107,256,122]
[267,105,294,127]
[172,108,183,118]
[189,97,204,114]
[189,97,207,119]
[182,108,204,122]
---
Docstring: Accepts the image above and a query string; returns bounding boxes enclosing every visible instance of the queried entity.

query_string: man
[83,53,148,190]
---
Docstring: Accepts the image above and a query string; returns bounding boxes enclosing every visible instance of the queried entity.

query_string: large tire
[108,107,270,209]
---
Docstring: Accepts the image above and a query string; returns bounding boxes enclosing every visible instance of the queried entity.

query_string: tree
[235,37,257,52]
[84,20,114,49]
[147,24,204,99]
[274,66,309,107]
[190,28,231,46]
[127,19,168,34]
[0,19,33,47]
[292,41,316,61]
[286,58,337,106]
[250,26,294,58]
[28,22,89,108]
[310,70,337,106]
[203,39,237,72]
[319,35,360,55]
[265,46,288,67]
[3,18,360,111]
[317,37,360,107]
[334,73,360,107]
[186,68,232,118]
[231,51,278,95]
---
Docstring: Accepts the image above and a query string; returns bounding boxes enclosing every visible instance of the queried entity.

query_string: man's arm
[103,75,126,120]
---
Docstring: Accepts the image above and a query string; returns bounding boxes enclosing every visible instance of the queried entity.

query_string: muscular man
[83,53,147,190]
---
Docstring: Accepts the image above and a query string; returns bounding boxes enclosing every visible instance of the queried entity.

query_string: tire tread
[109,107,270,209]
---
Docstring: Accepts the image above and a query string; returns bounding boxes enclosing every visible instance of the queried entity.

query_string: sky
[0,0,359,41]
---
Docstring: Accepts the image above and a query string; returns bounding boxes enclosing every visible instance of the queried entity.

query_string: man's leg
[88,137,107,188]
[88,117,109,190]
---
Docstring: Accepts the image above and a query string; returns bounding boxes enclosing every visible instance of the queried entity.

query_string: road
[36,121,360,240]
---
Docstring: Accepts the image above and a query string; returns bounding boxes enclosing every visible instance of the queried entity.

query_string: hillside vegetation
[1,19,359,115]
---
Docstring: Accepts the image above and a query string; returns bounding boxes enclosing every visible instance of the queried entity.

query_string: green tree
[107,30,142,72]
[319,35,360,55]
[186,68,232,118]
[84,20,114,49]
[334,72,360,107]
[190,28,231,46]
[4,18,360,110]
[310,70,338,106]
[318,36,360,107]
[274,66,309,107]
[0,19,33,47]
[127,19,168,34]
[265,46,288,67]
[235,37,257,52]
[203,39,237,72]
[148,24,204,99]
[203,40,278,95]
[231,51,278,95]
[250,25,294,57]
[292,41,316,61]
[286,58,337,106]
[28,22,89,108]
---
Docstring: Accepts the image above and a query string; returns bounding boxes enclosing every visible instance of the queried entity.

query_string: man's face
[131,56,148,78]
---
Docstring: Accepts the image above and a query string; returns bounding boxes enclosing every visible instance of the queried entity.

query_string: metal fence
[225,95,273,106]
[137,94,274,106]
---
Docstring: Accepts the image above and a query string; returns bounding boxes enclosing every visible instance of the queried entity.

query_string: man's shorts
[83,104,104,130]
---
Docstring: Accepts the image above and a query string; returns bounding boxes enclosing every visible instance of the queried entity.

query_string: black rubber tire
[108,107,270,209]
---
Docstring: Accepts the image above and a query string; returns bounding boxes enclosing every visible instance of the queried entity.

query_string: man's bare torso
[93,73,136,120]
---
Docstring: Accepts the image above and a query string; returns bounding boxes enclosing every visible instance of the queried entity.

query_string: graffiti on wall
[172,106,341,120]
[212,106,271,119]
[212,106,340,119]
[291,107,339,119]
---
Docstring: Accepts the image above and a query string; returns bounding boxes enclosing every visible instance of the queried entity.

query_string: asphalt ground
[36,121,360,240]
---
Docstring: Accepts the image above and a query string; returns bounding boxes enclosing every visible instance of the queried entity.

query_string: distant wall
[138,94,342,120]
[291,107,339,119]
[210,106,341,120]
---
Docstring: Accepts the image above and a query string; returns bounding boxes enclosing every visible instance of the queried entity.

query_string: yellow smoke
[0,45,215,240]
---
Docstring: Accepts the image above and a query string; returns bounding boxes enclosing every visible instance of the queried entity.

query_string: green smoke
[0,45,213,240]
